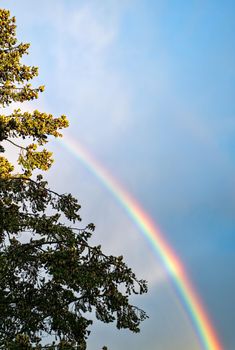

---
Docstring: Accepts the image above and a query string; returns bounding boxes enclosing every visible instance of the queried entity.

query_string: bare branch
[6,138,27,150]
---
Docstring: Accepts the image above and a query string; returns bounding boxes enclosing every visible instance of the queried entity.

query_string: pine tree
[0,9,148,350]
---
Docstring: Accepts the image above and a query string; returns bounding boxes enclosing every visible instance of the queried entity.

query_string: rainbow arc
[61,135,223,350]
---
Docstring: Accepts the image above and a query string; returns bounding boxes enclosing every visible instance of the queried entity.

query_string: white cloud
[66,4,117,54]
[43,1,134,148]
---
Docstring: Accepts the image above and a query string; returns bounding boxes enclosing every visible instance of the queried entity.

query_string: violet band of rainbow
[61,135,223,350]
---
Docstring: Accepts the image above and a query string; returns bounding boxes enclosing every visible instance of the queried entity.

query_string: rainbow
[61,135,223,350]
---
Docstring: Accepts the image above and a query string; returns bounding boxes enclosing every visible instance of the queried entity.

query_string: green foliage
[0,10,44,106]
[0,8,148,350]
[0,9,69,178]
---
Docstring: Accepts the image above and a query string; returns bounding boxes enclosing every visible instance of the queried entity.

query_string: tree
[0,8,148,350]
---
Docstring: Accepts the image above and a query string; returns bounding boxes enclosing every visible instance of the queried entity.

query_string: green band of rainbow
[61,135,223,350]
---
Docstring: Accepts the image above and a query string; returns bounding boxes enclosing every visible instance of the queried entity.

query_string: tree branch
[0,85,39,91]
[14,238,133,275]
[5,138,27,150]
[0,44,22,53]
[3,176,64,198]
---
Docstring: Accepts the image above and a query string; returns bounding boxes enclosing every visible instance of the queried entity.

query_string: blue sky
[2,1,235,349]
